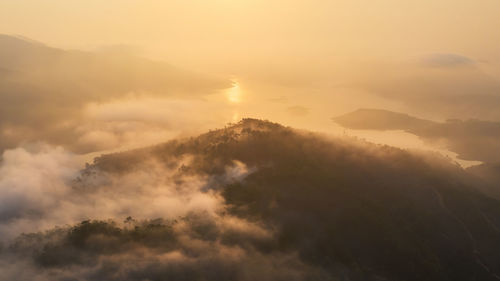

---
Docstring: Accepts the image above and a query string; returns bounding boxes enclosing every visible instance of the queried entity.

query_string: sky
[1,0,500,164]
[2,0,500,70]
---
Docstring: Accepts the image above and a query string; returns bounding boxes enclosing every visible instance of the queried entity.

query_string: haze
[2,2,500,281]
[2,1,500,162]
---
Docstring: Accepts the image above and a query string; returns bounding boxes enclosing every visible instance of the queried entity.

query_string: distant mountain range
[0,34,228,95]
[334,108,500,163]
[0,34,230,153]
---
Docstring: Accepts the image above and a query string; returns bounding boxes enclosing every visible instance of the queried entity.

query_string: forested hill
[8,119,500,281]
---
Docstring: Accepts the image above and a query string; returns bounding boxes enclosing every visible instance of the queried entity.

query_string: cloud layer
[0,139,332,280]
[0,35,231,154]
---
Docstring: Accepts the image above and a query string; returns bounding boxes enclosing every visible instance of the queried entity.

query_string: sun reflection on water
[226,80,242,103]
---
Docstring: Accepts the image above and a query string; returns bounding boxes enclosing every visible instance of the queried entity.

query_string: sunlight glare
[226,80,242,103]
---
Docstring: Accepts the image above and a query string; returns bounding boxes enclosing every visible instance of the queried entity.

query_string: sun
[226,80,242,103]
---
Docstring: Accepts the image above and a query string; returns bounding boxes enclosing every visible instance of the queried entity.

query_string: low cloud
[0,144,252,241]
[2,218,326,281]
[0,141,331,280]
[420,53,476,68]
[0,34,231,154]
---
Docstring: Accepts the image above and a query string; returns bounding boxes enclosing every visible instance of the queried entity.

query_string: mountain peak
[77,120,500,281]
[229,118,284,131]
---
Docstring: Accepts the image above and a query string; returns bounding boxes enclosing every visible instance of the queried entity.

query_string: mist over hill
[2,119,500,281]
[334,109,500,198]
[334,108,500,163]
[3,1,500,280]
[0,34,230,153]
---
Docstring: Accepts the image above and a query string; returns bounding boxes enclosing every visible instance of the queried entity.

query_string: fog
[2,2,500,280]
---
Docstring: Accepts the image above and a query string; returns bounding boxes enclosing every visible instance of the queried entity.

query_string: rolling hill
[5,119,500,281]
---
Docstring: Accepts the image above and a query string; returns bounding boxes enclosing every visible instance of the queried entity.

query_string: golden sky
[1,0,500,70]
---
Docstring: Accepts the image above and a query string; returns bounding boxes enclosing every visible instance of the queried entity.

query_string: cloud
[420,53,476,68]
[0,145,80,239]
[2,217,328,281]
[0,34,231,154]
[0,143,255,242]
[0,140,330,281]
[70,97,233,153]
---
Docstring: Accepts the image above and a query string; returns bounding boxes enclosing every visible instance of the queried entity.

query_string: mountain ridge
[0,34,231,153]
[68,118,500,281]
